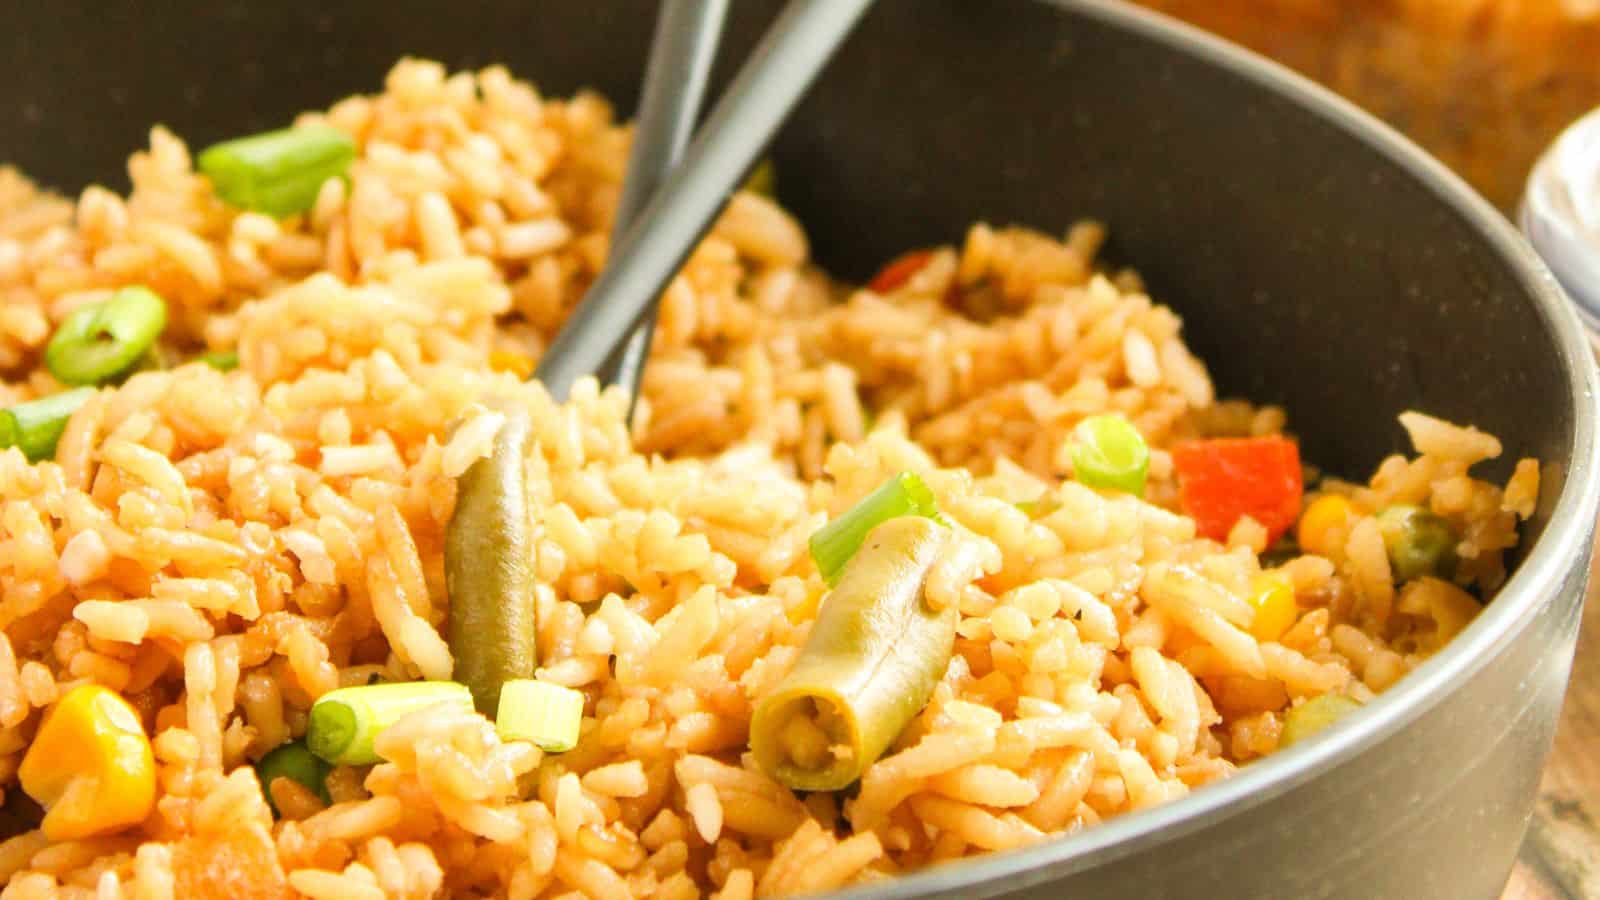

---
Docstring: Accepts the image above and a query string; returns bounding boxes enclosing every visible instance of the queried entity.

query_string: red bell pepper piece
[1172,436,1303,544]
[868,249,935,294]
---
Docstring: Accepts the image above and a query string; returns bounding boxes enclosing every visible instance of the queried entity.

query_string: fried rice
[0,59,1540,899]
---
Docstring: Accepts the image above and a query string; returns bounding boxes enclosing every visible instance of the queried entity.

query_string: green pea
[1376,505,1457,582]
[255,739,331,814]
[44,287,168,386]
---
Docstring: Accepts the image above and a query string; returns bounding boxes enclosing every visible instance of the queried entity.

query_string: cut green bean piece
[198,125,356,219]
[1280,694,1363,748]
[44,287,168,386]
[0,388,95,462]
[200,349,239,371]
[809,471,938,586]
[1070,414,1149,497]
[255,739,331,814]
[1376,504,1457,582]
[754,516,956,791]
[447,404,538,714]
[306,681,472,766]
[495,679,585,752]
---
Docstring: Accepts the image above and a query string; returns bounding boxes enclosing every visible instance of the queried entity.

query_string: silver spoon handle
[535,0,873,399]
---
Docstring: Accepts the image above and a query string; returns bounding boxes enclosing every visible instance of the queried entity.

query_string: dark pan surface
[4,2,1596,898]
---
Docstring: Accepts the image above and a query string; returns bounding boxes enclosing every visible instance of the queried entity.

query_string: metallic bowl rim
[826,1,1600,897]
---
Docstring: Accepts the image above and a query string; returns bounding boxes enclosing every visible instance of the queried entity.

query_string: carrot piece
[1172,437,1303,544]
[173,822,291,900]
[868,249,935,294]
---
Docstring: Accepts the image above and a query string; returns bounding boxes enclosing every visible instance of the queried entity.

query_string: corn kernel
[1296,495,1356,558]
[19,684,156,840]
[1247,574,1298,642]
[488,349,535,380]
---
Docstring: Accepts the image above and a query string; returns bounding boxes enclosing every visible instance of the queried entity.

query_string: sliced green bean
[446,405,538,713]
[44,287,168,386]
[753,516,956,791]
[0,388,95,462]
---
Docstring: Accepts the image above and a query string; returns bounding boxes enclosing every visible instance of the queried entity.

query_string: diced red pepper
[1172,436,1304,544]
[868,249,935,294]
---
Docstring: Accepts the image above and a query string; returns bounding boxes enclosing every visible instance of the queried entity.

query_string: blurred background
[1136,0,1600,211]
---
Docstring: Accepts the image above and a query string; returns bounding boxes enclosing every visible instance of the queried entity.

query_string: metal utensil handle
[590,0,730,406]
[534,0,873,400]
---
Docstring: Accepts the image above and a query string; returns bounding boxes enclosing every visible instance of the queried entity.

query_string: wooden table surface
[1501,553,1600,900]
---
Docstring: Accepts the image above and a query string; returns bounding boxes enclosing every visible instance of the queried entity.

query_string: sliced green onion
[495,679,585,752]
[198,125,356,219]
[1069,415,1149,497]
[0,388,95,462]
[1280,694,1363,748]
[307,681,472,766]
[44,287,168,386]
[255,739,331,815]
[809,471,938,586]
[199,349,239,371]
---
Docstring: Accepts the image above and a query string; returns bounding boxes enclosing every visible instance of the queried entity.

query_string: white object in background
[1522,105,1600,340]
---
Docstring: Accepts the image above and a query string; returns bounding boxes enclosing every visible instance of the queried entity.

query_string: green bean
[0,388,95,462]
[752,515,956,791]
[1376,504,1457,581]
[44,287,168,386]
[255,739,331,814]
[446,405,538,714]
[198,126,355,219]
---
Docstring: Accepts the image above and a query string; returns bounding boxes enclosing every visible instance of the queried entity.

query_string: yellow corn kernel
[1296,495,1356,558]
[19,684,155,841]
[488,349,535,380]
[1247,574,1299,642]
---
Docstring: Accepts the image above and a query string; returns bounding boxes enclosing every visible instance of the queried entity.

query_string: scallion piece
[307,681,472,766]
[0,387,95,462]
[1280,694,1364,748]
[809,471,938,586]
[199,349,239,371]
[198,125,356,219]
[495,679,585,752]
[1069,415,1150,497]
[44,286,168,386]
[255,739,331,814]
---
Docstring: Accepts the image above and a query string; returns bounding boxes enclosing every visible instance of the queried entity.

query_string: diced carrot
[1172,437,1303,545]
[868,249,935,294]
[173,821,291,900]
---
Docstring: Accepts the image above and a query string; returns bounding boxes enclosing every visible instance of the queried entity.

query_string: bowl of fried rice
[0,2,1595,899]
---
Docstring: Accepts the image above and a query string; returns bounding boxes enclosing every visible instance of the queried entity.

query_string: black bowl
[5,2,1596,897]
